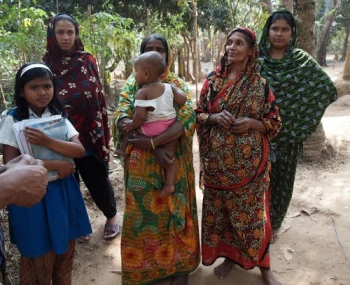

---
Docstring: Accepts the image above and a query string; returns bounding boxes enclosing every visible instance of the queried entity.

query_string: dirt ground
[1,61,350,285]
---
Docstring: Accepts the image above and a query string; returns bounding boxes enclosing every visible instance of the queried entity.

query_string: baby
[116,51,187,197]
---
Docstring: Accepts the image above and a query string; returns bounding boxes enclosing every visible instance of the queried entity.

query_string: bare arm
[25,127,85,158]
[171,85,187,106]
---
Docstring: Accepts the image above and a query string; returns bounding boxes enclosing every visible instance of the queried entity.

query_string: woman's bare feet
[260,268,281,285]
[270,229,280,244]
[160,184,175,198]
[170,274,188,285]
[214,258,235,280]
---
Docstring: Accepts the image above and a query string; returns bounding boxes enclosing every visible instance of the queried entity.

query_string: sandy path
[72,64,350,285]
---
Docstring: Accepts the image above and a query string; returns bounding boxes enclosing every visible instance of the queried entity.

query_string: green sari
[259,10,338,230]
[111,55,200,284]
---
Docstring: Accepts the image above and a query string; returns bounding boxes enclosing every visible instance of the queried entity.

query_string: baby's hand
[25,127,50,146]
[122,120,134,133]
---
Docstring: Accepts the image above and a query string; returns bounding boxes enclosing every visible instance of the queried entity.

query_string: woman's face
[225,32,253,65]
[268,18,293,50]
[54,19,76,52]
[143,39,167,62]
[23,76,54,115]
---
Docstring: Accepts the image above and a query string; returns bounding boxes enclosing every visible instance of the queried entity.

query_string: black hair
[12,63,66,121]
[53,13,79,36]
[140,34,169,66]
[268,12,295,33]
[135,51,166,78]
[231,28,255,49]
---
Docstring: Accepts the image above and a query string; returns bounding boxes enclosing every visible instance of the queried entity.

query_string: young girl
[117,51,187,197]
[0,63,92,284]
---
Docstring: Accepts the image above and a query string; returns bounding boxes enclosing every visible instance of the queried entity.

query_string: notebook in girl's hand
[13,115,74,182]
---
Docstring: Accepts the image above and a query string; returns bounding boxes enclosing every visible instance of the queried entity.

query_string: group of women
[3,8,338,285]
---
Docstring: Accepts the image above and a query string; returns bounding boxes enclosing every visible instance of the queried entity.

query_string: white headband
[20,64,53,78]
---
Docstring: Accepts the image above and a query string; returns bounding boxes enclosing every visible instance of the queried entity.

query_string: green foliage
[75,10,137,84]
[0,2,47,111]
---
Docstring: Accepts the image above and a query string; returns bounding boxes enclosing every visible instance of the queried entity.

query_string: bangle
[150,137,156,149]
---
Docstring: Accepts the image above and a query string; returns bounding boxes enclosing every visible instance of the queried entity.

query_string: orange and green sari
[112,46,200,284]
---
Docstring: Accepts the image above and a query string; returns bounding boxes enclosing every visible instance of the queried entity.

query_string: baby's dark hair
[12,63,66,121]
[135,51,166,78]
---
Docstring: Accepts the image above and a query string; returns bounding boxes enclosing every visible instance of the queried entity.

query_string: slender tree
[343,39,350,79]
[294,0,316,57]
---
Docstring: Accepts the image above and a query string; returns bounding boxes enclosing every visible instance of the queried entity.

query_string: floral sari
[112,50,200,284]
[196,27,281,269]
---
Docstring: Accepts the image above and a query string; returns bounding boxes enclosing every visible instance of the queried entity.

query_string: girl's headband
[20,64,53,78]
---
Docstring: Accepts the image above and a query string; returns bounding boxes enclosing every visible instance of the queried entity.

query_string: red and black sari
[196,27,281,269]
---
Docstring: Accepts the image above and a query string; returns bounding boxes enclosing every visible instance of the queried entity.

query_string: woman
[43,13,119,240]
[196,27,282,284]
[259,10,338,243]
[112,34,200,285]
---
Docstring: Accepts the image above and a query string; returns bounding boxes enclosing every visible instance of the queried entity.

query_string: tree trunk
[316,1,339,66]
[343,39,350,80]
[260,0,273,14]
[280,0,293,12]
[340,24,350,61]
[170,50,175,73]
[178,48,185,79]
[294,0,326,161]
[302,123,328,161]
[294,0,316,57]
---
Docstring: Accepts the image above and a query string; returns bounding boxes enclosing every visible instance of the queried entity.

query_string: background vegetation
[0,0,349,112]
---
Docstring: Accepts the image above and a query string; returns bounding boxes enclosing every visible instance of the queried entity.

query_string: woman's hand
[151,147,175,168]
[127,132,152,150]
[25,127,50,146]
[212,110,235,129]
[232,117,255,134]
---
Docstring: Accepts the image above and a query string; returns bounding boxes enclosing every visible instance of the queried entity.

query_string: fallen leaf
[282,247,294,261]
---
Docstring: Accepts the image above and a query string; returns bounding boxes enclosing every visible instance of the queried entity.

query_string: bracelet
[150,137,156,149]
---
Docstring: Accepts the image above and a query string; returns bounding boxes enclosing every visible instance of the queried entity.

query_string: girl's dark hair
[12,63,66,121]
[140,34,169,65]
[269,12,295,32]
[53,13,79,35]
[232,28,255,49]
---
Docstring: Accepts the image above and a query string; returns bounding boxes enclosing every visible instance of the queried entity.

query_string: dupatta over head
[259,9,338,145]
[43,13,111,162]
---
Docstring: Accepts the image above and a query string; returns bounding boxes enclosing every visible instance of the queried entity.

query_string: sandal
[104,223,120,240]
[77,234,91,243]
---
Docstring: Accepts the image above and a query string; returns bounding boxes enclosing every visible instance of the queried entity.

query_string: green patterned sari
[259,10,338,230]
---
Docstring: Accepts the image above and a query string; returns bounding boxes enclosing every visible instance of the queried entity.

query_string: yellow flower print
[131,272,142,281]
[155,244,174,266]
[149,270,159,279]
[166,266,176,275]
[122,247,143,268]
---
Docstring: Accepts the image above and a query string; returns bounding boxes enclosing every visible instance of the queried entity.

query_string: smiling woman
[195,27,282,285]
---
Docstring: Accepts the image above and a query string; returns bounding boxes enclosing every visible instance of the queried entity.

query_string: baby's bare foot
[214,258,234,280]
[159,184,175,198]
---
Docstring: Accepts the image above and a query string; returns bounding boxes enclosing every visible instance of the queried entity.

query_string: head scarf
[259,9,338,145]
[43,13,111,161]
